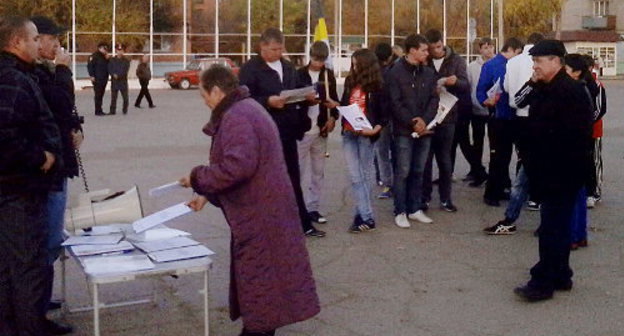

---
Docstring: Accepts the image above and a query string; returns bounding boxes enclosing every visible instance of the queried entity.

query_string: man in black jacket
[386,34,439,229]
[108,43,130,115]
[513,40,593,302]
[31,15,82,335]
[87,42,109,116]
[423,29,471,213]
[0,16,63,336]
[135,54,155,108]
[239,28,324,237]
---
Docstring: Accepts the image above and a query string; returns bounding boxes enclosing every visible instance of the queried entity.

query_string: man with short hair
[31,15,82,335]
[0,15,63,336]
[87,42,110,116]
[476,37,524,207]
[466,37,495,187]
[108,43,130,115]
[387,34,439,228]
[296,41,339,226]
[423,29,471,213]
[239,27,325,237]
[513,40,593,301]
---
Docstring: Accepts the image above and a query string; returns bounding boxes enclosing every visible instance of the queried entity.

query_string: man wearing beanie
[513,40,593,301]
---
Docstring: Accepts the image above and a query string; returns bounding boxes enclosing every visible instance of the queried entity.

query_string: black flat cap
[529,40,567,58]
[31,16,66,35]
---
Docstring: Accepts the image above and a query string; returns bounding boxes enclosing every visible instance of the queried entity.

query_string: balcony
[582,15,616,30]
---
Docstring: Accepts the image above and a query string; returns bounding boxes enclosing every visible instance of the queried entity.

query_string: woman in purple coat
[180,65,320,336]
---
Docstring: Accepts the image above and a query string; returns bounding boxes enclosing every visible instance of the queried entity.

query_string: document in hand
[337,104,373,131]
[279,86,315,104]
[147,245,215,263]
[487,78,503,100]
[411,89,458,138]
[82,254,155,275]
[62,234,124,246]
[132,203,193,233]
[149,181,184,198]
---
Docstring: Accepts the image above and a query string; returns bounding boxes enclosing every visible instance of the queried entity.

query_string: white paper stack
[132,236,200,253]
[70,241,134,257]
[82,254,155,275]
[148,245,215,263]
[62,234,124,246]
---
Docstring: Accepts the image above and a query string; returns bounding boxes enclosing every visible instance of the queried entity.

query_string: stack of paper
[132,236,200,253]
[71,241,134,257]
[148,245,215,263]
[82,254,155,275]
[62,234,123,246]
[126,227,191,242]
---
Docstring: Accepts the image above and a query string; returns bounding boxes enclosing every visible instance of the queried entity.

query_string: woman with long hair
[340,48,388,233]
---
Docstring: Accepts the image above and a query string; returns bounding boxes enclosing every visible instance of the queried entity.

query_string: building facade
[559,0,623,76]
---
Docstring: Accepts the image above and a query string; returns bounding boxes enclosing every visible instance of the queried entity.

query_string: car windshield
[186,60,201,70]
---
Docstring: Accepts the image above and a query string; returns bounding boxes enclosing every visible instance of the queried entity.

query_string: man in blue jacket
[476,37,523,207]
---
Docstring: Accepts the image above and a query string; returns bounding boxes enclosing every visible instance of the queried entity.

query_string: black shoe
[483,197,500,207]
[514,285,553,302]
[95,112,106,116]
[304,227,326,238]
[483,220,516,235]
[500,191,511,200]
[47,300,63,311]
[123,111,128,115]
[462,172,475,182]
[468,172,488,187]
[440,200,457,212]
[554,279,573,291]
[421,201,430,212]
[149,105,156,108]
[45,319,73,335]
[348,218,375,233]
[134,104,141,108]
[308,211,328,224]
[109,112,116,115]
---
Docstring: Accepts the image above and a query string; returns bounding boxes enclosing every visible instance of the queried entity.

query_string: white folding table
[61,251,212,336]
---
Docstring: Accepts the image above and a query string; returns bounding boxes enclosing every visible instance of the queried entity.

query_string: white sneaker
[394,213,411,228]
[586,197,596,209]
[408,210,433,224]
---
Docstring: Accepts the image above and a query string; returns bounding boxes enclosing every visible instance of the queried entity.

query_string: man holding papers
[180,65,319,336]
[386,34,439,228]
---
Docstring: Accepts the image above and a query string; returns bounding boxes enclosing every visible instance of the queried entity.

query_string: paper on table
[62,234,123,246]
[337,104,373,131]
[148,182,184,198]
[81,223,131,236]
[132,236,200,253]
[71,241,134,256]
[279,86,315,104]
[126,227,191,242]
[148,245,215,263]
[132,203,193,233]
[82,254,155,275]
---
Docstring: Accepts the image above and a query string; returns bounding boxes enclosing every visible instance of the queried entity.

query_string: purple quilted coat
[190,87,320,332]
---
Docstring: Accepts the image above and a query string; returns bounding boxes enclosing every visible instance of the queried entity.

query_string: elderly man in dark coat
[180,65,320,336]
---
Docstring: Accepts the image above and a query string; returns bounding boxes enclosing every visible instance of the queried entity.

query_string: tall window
[593,0,610,16]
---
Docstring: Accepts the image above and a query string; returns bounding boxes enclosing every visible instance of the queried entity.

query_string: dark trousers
[135,79,154,107]
[484,119,514,201]
[0,191,49,336]
[470,115,489,174]
[281,137,313,232]
[93,81,107,114]
[528,190,578,292]
[423,123,455,203]
[110,80,129,114]
[587,138,603,198]
[452,113,486,177]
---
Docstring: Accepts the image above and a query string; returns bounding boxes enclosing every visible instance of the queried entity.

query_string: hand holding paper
[337,104,373,131]
[132,202,193,233]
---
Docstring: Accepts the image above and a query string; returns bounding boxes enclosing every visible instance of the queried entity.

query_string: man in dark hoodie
[87,42,109,116]
[239,28,325,238]
[422,29,471,213]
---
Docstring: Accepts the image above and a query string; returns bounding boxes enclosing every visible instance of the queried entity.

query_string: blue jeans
[504,165,529,223]
[571,187,588,243]
[342,132,375,221]
[46,179,67,265]
[393,135,431,215]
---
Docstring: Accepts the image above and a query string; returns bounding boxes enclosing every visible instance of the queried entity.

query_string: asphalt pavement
[55,81,624,336]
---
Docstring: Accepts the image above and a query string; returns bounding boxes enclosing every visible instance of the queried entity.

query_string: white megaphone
[64,185,144,233]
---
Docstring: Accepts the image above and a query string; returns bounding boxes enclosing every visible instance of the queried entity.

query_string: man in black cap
[31,15,80,335]
[87,42,110,116]
[512,40,593,301]
[108,43,130,115]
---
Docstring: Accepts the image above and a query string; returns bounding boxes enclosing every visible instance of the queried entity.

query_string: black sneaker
[468,173,488,187]
[348,216,375,233]
[421,201,430,212]
[483,221,516,235]
[440,200,457,212]
[45,319,73,335]
[554,279,573,291]
[483,197,500,207]
[308,211,328,224]
[526,201,540,211]
[514,285,553,302]
[304,227,326,237]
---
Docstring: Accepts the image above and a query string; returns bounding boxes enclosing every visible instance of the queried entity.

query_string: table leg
[93,283,100,336]
[60,249,67,315]
[204,269,209,336]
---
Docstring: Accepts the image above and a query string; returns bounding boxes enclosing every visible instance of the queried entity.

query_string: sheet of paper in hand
[132,203,193,233]
[337,104,373,131]
[487,78,502,100]
[279,86,316,104]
